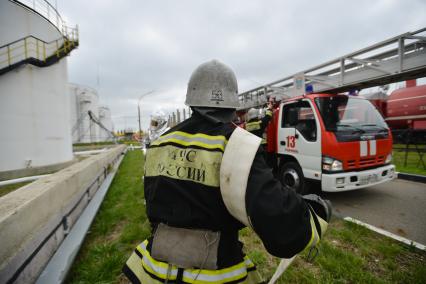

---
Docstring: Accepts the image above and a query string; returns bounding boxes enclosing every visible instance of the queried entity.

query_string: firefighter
[245,104,274,169]
[148,110,170,143]
[245,105,272,144]
[123,60,332,284]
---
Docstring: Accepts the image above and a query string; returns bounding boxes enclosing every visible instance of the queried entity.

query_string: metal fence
[392,129,426,169]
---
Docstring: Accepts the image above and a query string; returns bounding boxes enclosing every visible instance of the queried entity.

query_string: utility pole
[138,90,155,140]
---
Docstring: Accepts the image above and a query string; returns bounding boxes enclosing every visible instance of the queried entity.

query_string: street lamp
[138,90,155,140]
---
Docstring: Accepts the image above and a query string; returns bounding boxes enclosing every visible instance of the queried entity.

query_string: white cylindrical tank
[0,1,64,46]
[98,106,114,142]
[68,84,79,143]
[0,1,73,173]
[76,86,99,143]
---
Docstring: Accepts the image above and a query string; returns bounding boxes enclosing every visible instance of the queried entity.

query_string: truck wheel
[279,162,306,194]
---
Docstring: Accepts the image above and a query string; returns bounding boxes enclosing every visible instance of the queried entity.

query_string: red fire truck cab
[267,93,396,193]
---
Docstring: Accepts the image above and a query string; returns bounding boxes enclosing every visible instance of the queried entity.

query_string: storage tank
[386,84,426,130]
[98,106,114,141]
[0,0,77,176]
[76,86,100,143]
[69,83,80,143]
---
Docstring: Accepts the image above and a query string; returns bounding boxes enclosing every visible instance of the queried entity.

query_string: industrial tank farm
[69,83,115,144]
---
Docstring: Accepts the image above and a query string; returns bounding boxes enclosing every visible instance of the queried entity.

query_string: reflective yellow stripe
[151,131,228,151]
[305,211,320,250]
[145,145,223,187]
[134,240,253,283]
[138,241,179,280]
[266,110,272,117]
[244,257,255,269]
[317,215,328,237]
[246,121,261,132]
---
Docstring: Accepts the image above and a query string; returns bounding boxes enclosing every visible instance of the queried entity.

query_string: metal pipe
[73,148,108,156]
[0,174,51,187]
[36,153,125,283]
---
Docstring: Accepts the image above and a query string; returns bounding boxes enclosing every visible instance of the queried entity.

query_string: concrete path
[322,179,426,245]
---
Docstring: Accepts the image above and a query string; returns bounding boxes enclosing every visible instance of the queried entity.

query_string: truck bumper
[321,164,396,192]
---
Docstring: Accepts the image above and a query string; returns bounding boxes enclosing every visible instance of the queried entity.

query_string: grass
[119,140,142,146]
[66,149,149,283]
[393,146,426,176]
[73,141,117,147]
[68,150,426,283]
[0,181,32,198]
[241,219,426,284]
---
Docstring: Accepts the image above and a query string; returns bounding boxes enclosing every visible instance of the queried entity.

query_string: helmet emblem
[211,89,224,104]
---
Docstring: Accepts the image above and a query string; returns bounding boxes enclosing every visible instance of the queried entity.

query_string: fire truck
[265,93,394,193]
[239,28,426,193]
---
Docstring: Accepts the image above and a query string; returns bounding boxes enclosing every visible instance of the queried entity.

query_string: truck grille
[346,156,385,169]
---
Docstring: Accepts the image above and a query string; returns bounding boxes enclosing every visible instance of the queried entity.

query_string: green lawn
[0,181,32,198]
[393,146,426,176]
[67,150,426,283]
[241,219,426,283]
[66,149,149,283]
[73,141,117,147]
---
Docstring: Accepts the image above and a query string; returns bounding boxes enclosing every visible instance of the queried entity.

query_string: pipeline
[0,174,51,187]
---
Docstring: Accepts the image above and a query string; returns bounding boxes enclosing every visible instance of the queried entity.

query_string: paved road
[321,179,426,245]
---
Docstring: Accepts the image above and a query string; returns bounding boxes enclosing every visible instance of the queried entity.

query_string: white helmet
[150,111,167,131]
[247,108,259,121]
[185,59,240,109]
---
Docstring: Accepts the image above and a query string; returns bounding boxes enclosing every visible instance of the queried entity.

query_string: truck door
[277,100,322,181]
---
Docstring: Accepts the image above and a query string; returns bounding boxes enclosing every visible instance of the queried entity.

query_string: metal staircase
[0,0,79,75]
[239,28,426,109]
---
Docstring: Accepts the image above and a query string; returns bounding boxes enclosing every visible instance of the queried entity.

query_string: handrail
[0,0,80,74]
[12,0,71,36]
[240,28,426,96]
[0,32,78,72]
[0,28,77,50]
[238,27,426,108]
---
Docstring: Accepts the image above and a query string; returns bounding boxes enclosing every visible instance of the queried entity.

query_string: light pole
[138,90,155,140]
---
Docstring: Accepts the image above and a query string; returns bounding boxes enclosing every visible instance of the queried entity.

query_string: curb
[344,217,426,251]
[397,172,426,183]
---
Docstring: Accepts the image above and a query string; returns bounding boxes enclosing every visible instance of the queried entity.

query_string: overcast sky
[59,0,426,131]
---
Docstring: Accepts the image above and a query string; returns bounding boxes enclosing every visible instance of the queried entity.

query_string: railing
[12,0,70,35]
[392,129,426,169]
[0,0,79,73]
[0,27,78,71]
[239,27,426,109]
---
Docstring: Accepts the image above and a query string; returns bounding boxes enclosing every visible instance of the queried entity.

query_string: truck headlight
[385,154,392,164]
[322,156,343,171]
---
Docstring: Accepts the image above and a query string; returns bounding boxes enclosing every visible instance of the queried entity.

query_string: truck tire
[279,161,306,194]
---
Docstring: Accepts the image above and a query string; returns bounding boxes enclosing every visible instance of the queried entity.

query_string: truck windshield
[315,96,388,132]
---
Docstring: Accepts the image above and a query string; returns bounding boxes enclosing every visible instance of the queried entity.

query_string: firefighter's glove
[302,194,332,222]
[302,194,332,240]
